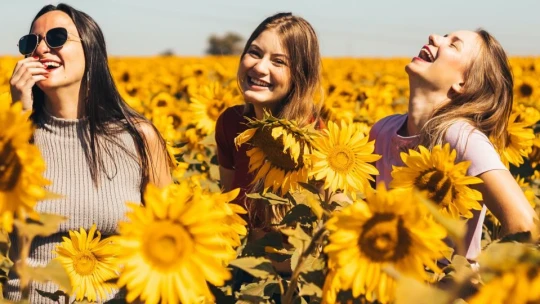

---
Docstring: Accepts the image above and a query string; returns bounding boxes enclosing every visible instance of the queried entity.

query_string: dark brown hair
[29,3,172,189]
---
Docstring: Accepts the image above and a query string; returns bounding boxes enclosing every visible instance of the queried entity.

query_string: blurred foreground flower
[114,182,239,304]
[467,242,540,304]
[203,188,247,246]
[323,185,448,304]
[0,95,51,232]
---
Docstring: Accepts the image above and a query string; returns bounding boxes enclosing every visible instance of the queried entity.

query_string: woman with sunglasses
[8,3,172,302]
[370,30,537,262]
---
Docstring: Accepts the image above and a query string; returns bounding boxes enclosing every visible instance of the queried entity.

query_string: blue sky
[1,0,540,57]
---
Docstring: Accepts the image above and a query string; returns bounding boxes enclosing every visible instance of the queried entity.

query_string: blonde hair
[418,29,513,150]
[239,13,323,230]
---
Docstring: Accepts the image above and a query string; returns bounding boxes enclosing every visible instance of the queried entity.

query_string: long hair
[239,12,323,128]
[418,29,513,150]
[29,3,171,189]
[238,13,323,230]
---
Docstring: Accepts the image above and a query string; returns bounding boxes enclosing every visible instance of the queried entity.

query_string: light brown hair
[240,13,323,230]
[240,12,323,127]
[418,29,513,150]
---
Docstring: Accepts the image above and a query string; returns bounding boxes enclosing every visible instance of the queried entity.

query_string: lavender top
[369,114,507,260]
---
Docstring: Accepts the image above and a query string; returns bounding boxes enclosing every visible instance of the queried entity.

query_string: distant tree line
[206,32,244,55]
[159,32,244,56]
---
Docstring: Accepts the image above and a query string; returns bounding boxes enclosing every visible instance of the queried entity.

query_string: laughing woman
[8,3,172,302]
[215,12,323,230]
[369,30,536,261]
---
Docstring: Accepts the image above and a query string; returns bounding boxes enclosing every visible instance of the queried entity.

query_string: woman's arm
[219,165,235,192]
[475,169,537,236]
[138,123,173,188]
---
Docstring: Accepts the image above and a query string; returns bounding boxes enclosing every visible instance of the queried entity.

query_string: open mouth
[247,76,272,88]
[418,46,435,63]
[41,61,63,71]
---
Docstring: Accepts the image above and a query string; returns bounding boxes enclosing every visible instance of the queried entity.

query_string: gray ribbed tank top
[6,111,142,303]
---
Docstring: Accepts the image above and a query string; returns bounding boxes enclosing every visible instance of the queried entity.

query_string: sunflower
[309,120,380,199]
[149,91,176,109]
[189,81,242,134]
[516,175,538,209]
[114,182,237,304]
[528,133,540,167]
[235,111,319,195]
[321,262,341,304]
[0,96,51,232]
[496,112,535,168]
[323,185,448,304]
[151,99,190,132]
[201,188,247,246]
[390,143,483,219]
[54,224,118,302]
[467,242,540,304]
[179,63,209,95]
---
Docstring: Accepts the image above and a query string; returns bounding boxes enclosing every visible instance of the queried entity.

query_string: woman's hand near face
[9,57,49,111]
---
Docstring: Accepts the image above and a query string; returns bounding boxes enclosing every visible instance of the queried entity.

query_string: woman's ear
[451,82,465,94]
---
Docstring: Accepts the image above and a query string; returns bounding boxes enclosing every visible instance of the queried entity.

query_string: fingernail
[33,56,39,59]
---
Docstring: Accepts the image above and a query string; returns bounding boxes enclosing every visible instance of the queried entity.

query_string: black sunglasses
[18,27,83,56]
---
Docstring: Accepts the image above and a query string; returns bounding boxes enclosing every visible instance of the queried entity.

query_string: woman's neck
[252,103,279,120]
[406,85,448,137]
[44,87,85,119]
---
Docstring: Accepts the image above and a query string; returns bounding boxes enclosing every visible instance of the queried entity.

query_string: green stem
[282,227,327,304]
[18,235,31,301]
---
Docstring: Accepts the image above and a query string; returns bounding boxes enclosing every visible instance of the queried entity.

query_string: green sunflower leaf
[246,192,290,205]
[280,204,317,225]
[20,260,71,294]
[14,213,67,241]
[229,257,277,279]
[298,182,321,195]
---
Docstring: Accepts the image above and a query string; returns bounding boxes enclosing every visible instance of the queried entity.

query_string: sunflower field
[0,55,540,304]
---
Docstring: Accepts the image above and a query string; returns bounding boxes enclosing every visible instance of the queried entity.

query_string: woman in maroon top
[215,13,323,229]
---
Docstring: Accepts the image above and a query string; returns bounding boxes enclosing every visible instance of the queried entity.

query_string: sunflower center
[206,101,226,121]
[359,213,411,262]
[251,126,302,171]
[328,146,354,173]
[170,114,182,128]
[415,169,454,206]
[0,140,22,191]
[156,100,168,107]
[143,221,192,269]
[74,251,97,275]
[519,83,533,97]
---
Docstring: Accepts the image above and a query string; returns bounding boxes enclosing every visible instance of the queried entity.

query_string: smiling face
[406,30,482,92]
[237,29,292,111]
[31,11,85,93]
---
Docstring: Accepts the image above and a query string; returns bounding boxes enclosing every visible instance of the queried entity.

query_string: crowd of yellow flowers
[0,55,540,304]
